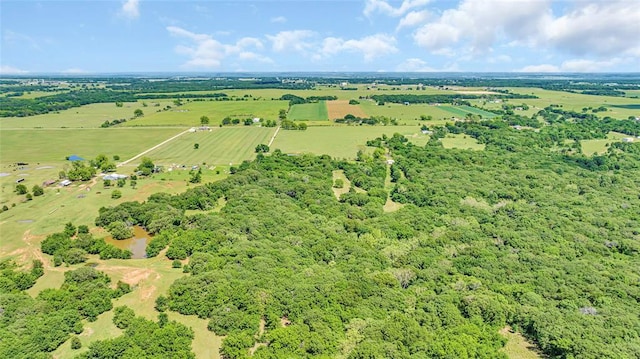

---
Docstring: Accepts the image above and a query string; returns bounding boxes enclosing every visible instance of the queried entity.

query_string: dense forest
[88,115,640,358]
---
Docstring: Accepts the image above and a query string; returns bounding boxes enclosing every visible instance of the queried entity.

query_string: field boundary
[268,126,281,147]
[117,128,191,167]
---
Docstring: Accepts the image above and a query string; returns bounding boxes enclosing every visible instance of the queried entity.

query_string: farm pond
[104,226,152,259]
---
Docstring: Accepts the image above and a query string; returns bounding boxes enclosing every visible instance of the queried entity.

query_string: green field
[441,134,485,150]
[439,105,498,119]
[271,125,421,159]
[0,127,183,164]
[288,101,328,121]
[580,131,630,155]
[0,102,160,129]
[123,99,289,127]
[145,127,276,166]
[360,100,456,123]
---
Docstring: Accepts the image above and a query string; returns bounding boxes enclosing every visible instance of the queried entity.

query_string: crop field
[288,101,328,121]
[360,100,456,123]
[440,134,485,150]
[271,125,421,159]
[439,105,498,119]
[326,100,368,119]
[0,127,183,164]
[123,99,289,127]
[144,127,276,166]
[0,101,156,129]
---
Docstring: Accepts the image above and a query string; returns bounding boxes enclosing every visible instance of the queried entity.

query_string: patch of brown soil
[326,100,368,120]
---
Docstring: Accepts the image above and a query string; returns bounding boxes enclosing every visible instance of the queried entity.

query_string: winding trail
[117,128,191,167]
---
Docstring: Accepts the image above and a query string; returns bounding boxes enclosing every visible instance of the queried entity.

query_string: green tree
[15,184,27,194]
[107,221,133,240]
[111,190,122,199]
[137,157,155,176]
[71,336,82,350]
[133,109,144,117]
[194,143,200,150]
[255,144,270,153]
[32,185,44,196]
[200,116,210,125]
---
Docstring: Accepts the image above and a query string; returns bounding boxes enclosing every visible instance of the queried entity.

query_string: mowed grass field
[123,99,289,127]
[0,101,161,129]
[360,100,455,123]
[439,105,498,119]
[580,131,631,155]
[288,101,328,121]
[145,127,276,166]
[271,125,421,159]
[0,128,184,163]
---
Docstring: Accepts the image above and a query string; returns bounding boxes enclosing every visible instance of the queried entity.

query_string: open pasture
[360,100,457,123]
[580,131,630,155]
[145,127,276,166]
[497,87,640,119]
[271,125,421,159]
[326,100,368,119]
[439,105,498,119]
[0,101,155,129]
[441,134,485,150]
[288,101,328,121]
[123,99,289,127]
[0,127,183,164]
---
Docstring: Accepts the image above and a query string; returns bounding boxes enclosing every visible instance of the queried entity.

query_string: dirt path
[117,128,191,167]
[267,126,281,147]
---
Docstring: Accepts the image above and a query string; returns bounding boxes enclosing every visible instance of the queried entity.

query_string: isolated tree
[255,144,270,153]
[279,109,287,120]
[71,336,82,350]
[200,116,210,125]
[130,180,137,189]
[111,190,122,199]
[137,157,155,176]
[15,184,27,195]
[194,143,200,150]
[32,185,44,196]
[133,109,144,117]
[117,178,126,187]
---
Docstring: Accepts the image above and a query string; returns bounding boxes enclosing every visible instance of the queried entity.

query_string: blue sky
[1,0,639,74]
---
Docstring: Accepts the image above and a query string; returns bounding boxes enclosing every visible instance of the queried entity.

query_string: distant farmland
[439,105,498,119]
[288,101,328,121]
[144,127,276,166]
[326,100,368,120]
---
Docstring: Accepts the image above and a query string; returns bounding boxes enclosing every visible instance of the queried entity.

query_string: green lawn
[271,125,421,159]
[441,134,485,150]
[123,99,289,127]
[288,101,329,121]
[0,127,184,164]
[0,102,161,129]
[144,127,276,166]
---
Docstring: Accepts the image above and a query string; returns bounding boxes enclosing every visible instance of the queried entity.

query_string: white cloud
[396,58,435,72]
[519,58,628,73]
[120,0,140,19]
[318,34,397,62]
[542,1,640,57]
[238,52,273,63]
[167,26,266,68]
[267,30,316,53]
[519,64,560,73]
[396,10,430,31]
[413,0,551,55]
[364,0,431,17]
[413,0,640,62]
[0,65,29,74]
[270,16,287,24]
[488,55,512,64]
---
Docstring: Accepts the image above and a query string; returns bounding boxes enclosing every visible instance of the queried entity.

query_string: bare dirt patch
[326,100,368,120]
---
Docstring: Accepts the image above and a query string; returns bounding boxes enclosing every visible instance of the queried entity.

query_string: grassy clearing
[500,326,543,359]
[50,253,223,359]
[441,134,485,150]
[331,170,351,199]
[580,131,630,155]
[0,102,158,129]
[439,105,498,119]
[145,127,276,166]
[288,101,328,121]
[272,126,421,159]
[123,100,289,127]
[0,128,183,164]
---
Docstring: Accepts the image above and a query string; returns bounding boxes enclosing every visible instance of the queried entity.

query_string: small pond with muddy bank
[104,226,153,259]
